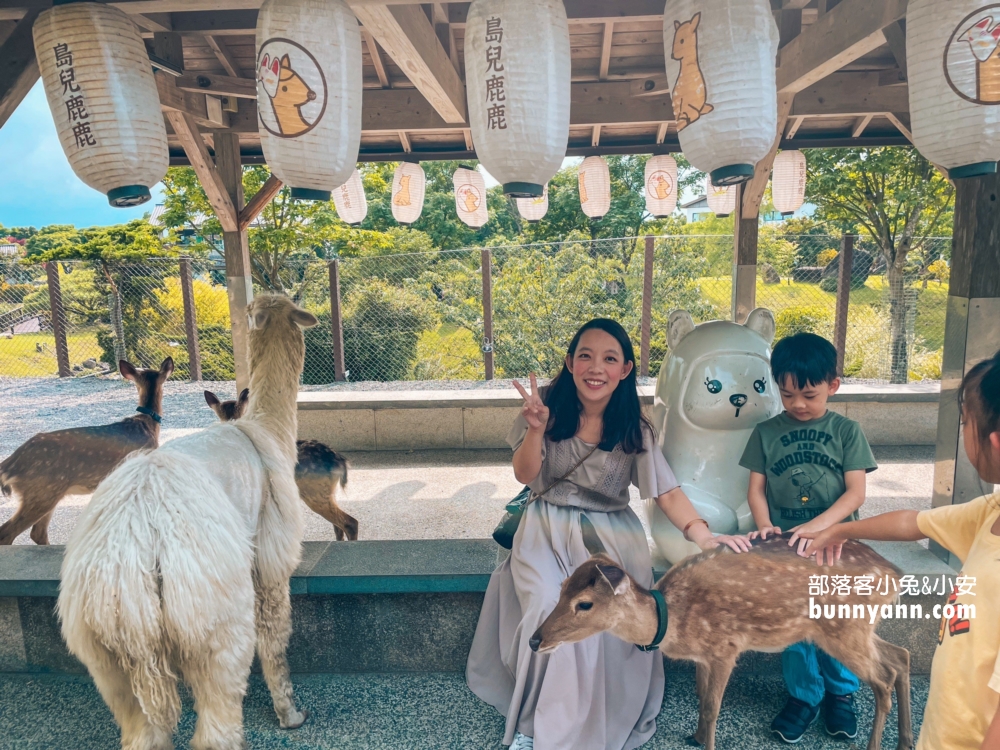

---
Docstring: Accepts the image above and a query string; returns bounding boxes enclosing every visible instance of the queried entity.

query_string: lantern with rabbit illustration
[645,154,678,217]
[454,166,489,227]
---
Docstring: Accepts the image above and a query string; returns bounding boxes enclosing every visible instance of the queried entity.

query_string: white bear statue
[645,307,783,563]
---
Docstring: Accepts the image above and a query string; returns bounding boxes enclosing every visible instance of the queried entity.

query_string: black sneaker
[823,693,858,740]
[771,696,820,744]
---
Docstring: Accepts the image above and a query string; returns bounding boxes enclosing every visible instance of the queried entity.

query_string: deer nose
[730,393,747,408]
[528,632,542,652]
[307,90,317,101]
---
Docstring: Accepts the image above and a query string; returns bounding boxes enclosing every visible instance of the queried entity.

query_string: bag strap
[529,443,599,505]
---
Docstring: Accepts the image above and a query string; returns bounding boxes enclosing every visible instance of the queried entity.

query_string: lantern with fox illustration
[453,166,489,228]
[644,154,679,217]
[578,156,611,220]
[391,161,426,225]
[908,0,1000,178]
[663,0,778,186]
[255,0,362,200]
[33,2,168,207]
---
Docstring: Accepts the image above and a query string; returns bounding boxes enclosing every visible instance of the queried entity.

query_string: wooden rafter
[398,129,411,152]
[591,124,601,147]
[599,21,614,80]
[655,122,668,144]
[238,174,282,231]
[881,20,907,80]
[166,109,238,232]
[176,72,256,99]
[362,26,390,89]
[852,113,874,138]
[205,34,242,78]
[0,9,38,131]
[885,111,912,142]
[785,115,805,139]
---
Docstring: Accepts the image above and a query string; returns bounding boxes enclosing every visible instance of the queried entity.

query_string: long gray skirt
[467,499,664,750]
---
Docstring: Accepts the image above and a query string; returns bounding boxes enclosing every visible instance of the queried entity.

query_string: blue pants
[782,642,859,707]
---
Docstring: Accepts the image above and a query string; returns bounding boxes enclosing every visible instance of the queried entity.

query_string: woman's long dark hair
[544,318,651,454]
[959,348,1000,479]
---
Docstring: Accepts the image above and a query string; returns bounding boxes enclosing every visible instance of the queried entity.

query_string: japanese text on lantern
[484,17,507,130]
[53,42,97,150]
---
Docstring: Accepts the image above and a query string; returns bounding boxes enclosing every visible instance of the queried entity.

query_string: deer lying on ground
[530,534,912,750]
[0,357,173,545]
[205,388,358,541]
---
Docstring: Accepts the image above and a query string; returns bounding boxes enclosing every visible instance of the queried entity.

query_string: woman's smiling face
[567,328,633,406]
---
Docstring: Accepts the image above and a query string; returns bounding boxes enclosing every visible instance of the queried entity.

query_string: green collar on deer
[135,406,162,424]
[636,589,667,652]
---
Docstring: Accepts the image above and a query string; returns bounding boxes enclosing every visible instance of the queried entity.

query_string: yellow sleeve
[990,652,1000,695]
[916,496,992,564]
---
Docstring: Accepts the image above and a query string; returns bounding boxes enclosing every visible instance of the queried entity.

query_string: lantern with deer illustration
[516,184,549,222]
[454,166,489,227]
[33,2,168,207]
[256,0,362,200]
[908,0,1000,178]
[465,0,571,197]
[663,0,778,186]
[578,156,611,219]
[645,154,678,217]
[771,150,806,215]
[333,169,367,225]
[705,175,736,217]
[391,161,426,225]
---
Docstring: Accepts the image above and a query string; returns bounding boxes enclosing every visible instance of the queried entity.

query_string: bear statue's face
[681,352,779,430]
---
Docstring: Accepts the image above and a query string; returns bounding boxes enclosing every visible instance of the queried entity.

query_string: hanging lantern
[33,2,168,207]
[333,169,367,225]
[908,0,1000,178]
[516,184,549,223]
[663,0,778,186]
[645,154,679,217]
[454,167,488,227]
[256,0,362,201]
[578,156,611,219]
[705,175,736,217]
[391,161,426,225]
[465,0,571,197]
[771,150,806,216]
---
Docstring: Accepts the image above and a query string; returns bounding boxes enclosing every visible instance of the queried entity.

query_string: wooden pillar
[215,132,253,391]
[732,183,758,324]
[640,235,654,377]
[931,172,1000,566]
[328,259,347,382]
[481,248,494,380]
[44,261,70,377]
[179,257,201,381]
[832,234,855,376]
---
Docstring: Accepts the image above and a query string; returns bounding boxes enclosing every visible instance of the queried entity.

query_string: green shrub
[774,306,832,341]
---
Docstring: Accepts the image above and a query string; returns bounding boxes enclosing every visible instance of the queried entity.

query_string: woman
[467,319,750,750]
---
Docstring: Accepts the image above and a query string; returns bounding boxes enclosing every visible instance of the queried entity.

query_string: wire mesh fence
[0,233,952,384]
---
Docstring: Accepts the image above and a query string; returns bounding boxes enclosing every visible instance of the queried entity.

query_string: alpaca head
[246,295,318,377]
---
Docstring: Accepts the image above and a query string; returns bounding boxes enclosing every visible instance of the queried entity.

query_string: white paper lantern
[705,175,736,217]
[454,167,489,227]
[33,2,168,207]
[256,0,362,200]
[391,162,426,224]
[578,156,611,219]
[465,0,571,197]
[333,169,367,225]
[771,150,806,215]
[516,184,549,222]
[645,154,679,217]
[664,0,778,186]
[908,0,1000,178]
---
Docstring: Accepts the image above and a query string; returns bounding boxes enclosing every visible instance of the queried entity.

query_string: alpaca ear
[238,388,250,405]
[744,308,776,344]
[159,357,174,379]
[252,308,269,329]
[597,564,629,596]
[120,360,138,381]
[291,308,319,329]
[204,390,220,407]
[668,309,696,350]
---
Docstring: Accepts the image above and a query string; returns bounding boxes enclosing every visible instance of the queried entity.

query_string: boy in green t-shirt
[739,332,877,744]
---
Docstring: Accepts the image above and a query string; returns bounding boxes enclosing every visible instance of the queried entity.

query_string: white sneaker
[510,732,534,750]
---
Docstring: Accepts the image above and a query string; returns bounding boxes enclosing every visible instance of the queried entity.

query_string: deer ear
[120,360,138,381]
[238,388,250,405]
[690,12,700,30]
[291,308,319,329]
[674,19,680,30]
[280,54,292,69]
[744,308,776,344]
[597,564,629,596]
[667,309,696,350]
[204,390,220,407]
[159,357,174,379]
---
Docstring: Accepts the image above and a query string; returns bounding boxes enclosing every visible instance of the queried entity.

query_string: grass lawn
[0,330,103,377]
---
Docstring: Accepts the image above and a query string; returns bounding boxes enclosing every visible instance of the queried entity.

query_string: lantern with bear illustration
[771,150,806,215]
[33,2,168,207]
[908,0,1000,178]
[333,169,367,225]
[256,0,362,200]
[705,175,736,217]
[578,156,611,219]
[454,166,489,227]
[645,154,678,217]
[391,161,426,225]
[663,0,778,186]
[464,0,571,197]
[516,184,549,222]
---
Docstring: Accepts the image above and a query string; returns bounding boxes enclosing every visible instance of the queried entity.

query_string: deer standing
[0,357,173,545]
[670,12,714,130]
[531,535,912,750]
[393,174,412,206]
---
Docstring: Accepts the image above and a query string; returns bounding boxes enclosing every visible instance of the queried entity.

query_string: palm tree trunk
[886,259,909,384]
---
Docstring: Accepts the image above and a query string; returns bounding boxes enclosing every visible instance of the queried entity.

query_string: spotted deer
[205,389,358,540]
[0,357,173,545]
[530,534,912,750]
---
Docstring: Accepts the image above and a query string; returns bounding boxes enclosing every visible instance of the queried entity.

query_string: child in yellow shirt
[801,350,1000,750]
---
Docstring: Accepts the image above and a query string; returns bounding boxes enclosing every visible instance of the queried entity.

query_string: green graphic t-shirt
[739,410,877,532]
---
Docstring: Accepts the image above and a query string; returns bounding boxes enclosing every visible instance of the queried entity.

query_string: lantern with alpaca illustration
[578,156,611,219]
[454,166,489,227]
[516,184,549,223]
[908,0,1000,178]
[465,0,571,197]
[33,2,168,207]
[663,0,778,186]
[391,161,426,224]
[771,150,806,216]
[705,175,736,217]
[333,169,367,225]
[256,0,362,201]
[645,154,678,217]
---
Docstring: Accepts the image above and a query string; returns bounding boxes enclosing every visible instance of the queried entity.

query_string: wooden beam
[238,174,282,231]
[778,8,801,49]
[571,81,674,125]
[781,0,811,8]
[463,128,473,150]
[785,114,805,139]
[132,12,172,32]
[166,109,238,232]
[742,91,794,217]
[0,9,37,131]
[656,122,668,144]
[398,128,411,151]
[362,26,390,88]
[591,124,601,147]
[448,0,664,25]
[176,72,256,99]
[353,3,465,123]
[885,111,912,141]
[599,21,614,80]
[630,73,670,98]
[791,72,908,116]
[881,20,907,80]
[205,34,242,77]
[852,113,874,138]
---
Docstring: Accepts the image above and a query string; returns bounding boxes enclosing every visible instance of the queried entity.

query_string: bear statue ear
[745,308,776,344]
[667,309,696,350]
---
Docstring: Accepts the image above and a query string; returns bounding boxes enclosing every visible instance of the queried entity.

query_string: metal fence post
[640,235,654,377]
[833,233,855,377]
[328,259,347,382]
[481,248,494,380]
[44,261,71,377]
[110,289,126,365]
[179,257,201,381]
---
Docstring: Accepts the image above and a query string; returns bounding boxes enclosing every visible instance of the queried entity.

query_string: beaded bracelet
[682,518,710,542]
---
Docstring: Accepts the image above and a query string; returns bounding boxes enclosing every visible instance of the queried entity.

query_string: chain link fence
[0,234,951,384]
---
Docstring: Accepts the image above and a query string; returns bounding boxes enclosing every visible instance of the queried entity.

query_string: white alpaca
[58,295,318,750]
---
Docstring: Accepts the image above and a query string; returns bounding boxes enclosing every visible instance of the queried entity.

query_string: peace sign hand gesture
[513,373,549,432]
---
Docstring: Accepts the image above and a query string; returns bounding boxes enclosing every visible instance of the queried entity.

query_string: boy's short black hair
[771,332,838,389]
